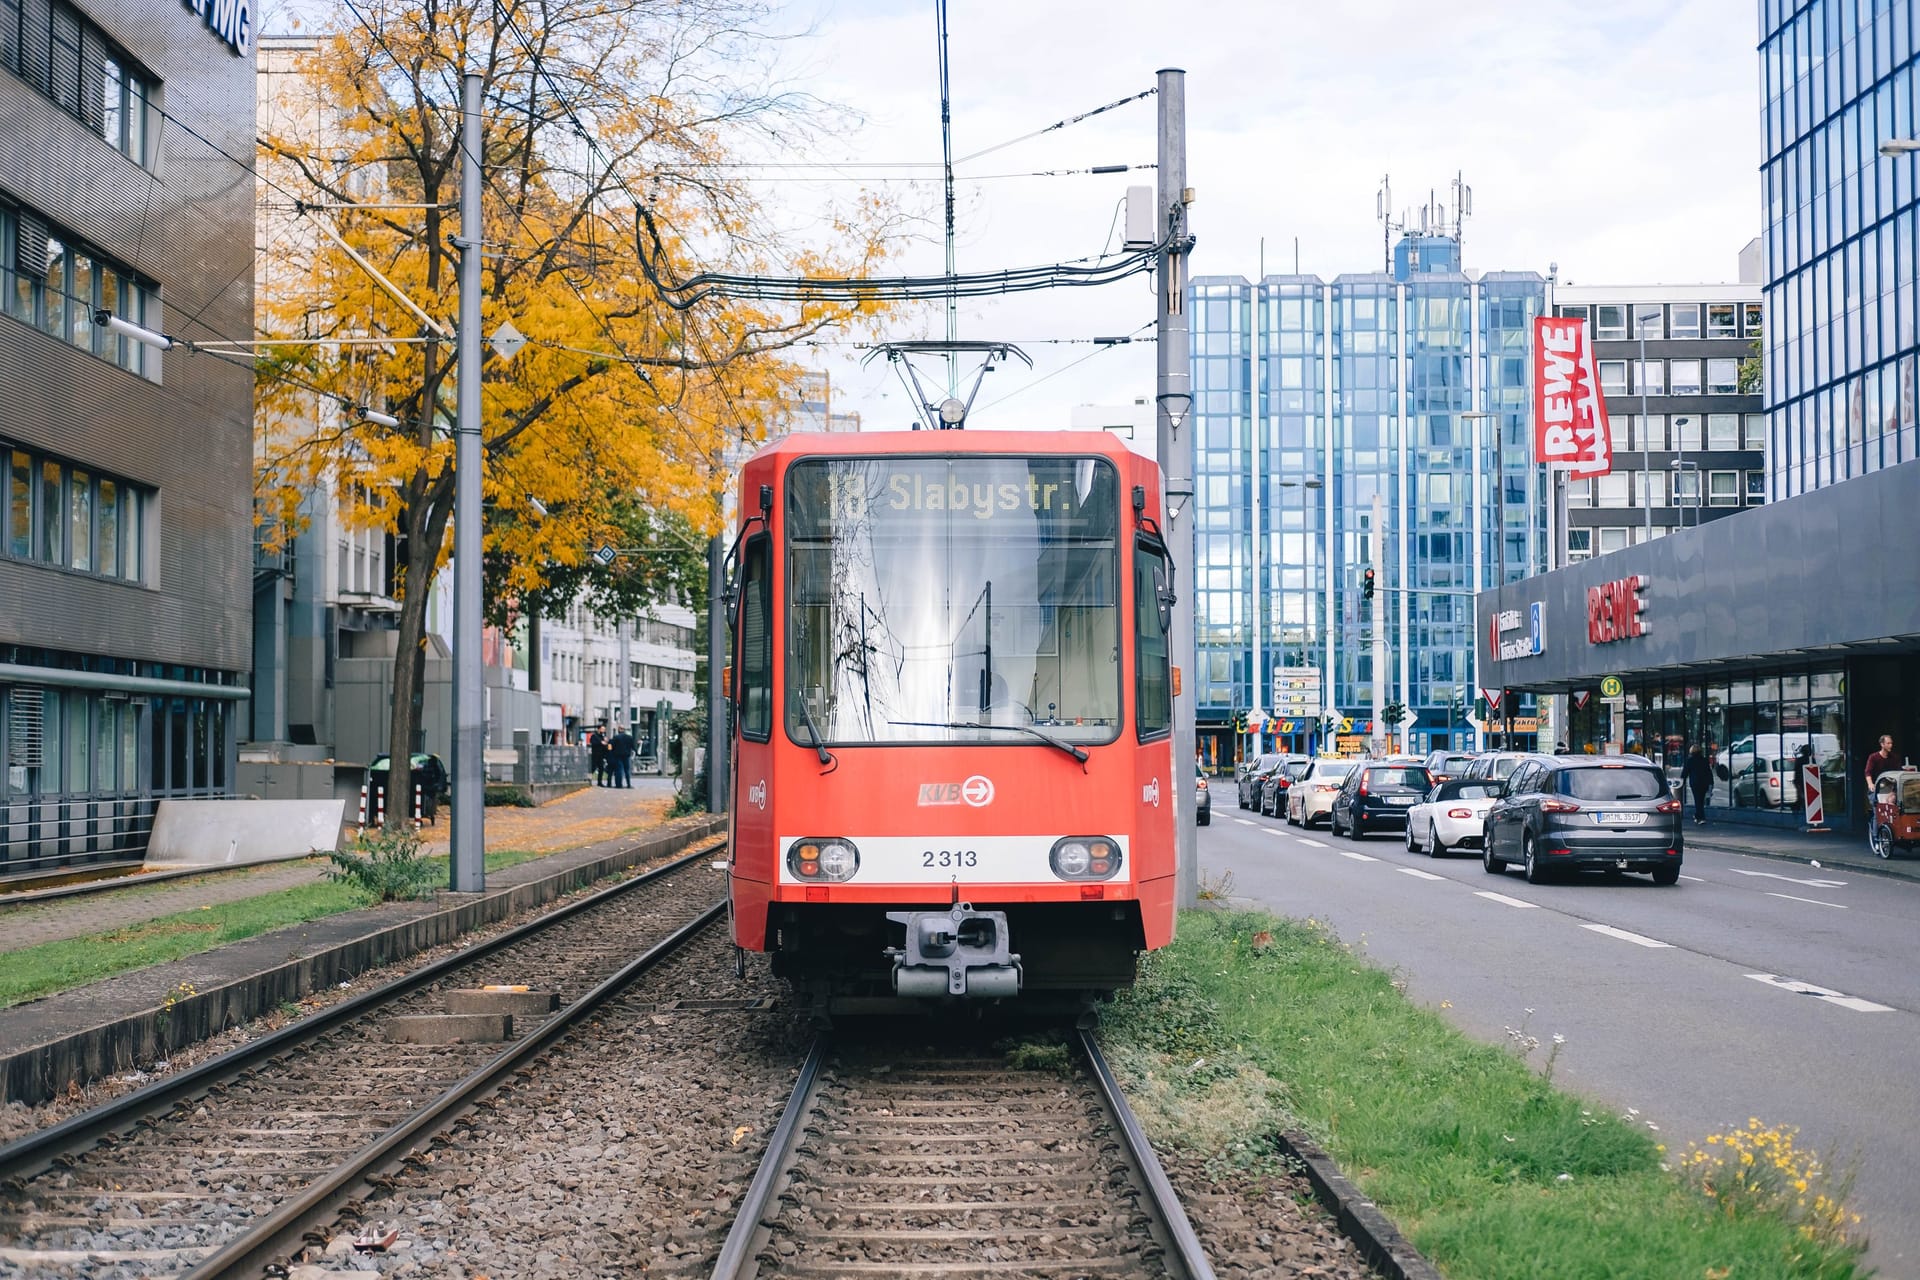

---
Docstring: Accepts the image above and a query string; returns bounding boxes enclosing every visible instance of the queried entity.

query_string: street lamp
[1460,411,1497,752]
[1669,459,1700,528]
[1636,310,1662,545]
[1879,138,1920,156]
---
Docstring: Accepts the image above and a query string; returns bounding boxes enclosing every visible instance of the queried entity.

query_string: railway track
[712,1031,1216,1280]
[0,841,729,1279]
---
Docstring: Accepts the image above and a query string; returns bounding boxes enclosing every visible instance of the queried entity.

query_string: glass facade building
[1190,241,1547,763]
[1761,0,1920,497]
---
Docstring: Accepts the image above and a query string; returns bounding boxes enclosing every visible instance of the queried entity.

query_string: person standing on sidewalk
[1683,745,1714,825]
[609,725,636,788]
[589,726,609,787]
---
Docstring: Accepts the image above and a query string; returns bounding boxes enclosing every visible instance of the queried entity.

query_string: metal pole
[449,70,485,893]
[1640,321,1652,543]
[1155,67,1197,910]
[617,619,630,735]
[1370,490,1385,756]
[707,535,729,814]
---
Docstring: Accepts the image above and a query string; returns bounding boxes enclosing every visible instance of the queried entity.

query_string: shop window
[1707,303,1739,337]
[1670,303,1702,338]
[1670,359,1703,394]
[1708,471,1740,506]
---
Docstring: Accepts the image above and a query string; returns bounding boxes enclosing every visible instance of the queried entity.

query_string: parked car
[1422,751,1477,785]
[1255,758,1309,816]
[1405,778,1501,856]
[1237,753,1290,809]
[1286,758,1356,827]
[1329,763,1434,839]
[1196,773,1212,825]
[368,752,450,823]
[1730,753,1801,808]
[1482,756,1683,885]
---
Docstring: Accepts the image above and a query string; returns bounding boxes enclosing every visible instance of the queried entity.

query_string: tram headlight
[788,838,860,882]
[1050,836,1122,881]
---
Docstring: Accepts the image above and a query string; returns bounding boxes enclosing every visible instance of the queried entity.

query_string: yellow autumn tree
[255,0,900,798]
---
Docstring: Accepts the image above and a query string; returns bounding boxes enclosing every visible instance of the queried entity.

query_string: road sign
[1481,687,1504,713]
[1600,675,1623,699]
[1572,690,1593,710]
[592,544,618,568]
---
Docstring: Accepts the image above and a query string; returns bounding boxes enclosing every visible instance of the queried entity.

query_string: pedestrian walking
[1683,744,1714,825]
[609,726,636,788]
[588,726,609,787]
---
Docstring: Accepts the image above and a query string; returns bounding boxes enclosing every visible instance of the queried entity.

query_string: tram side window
[738,533,772,740]
[1134,538,1171,740]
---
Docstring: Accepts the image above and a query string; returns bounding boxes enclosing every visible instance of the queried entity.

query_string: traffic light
[1362,567,1376,602]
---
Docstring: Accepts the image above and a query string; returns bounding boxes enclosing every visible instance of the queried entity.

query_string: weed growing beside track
[1099,909,1867,1280]
[0,848,543,1008]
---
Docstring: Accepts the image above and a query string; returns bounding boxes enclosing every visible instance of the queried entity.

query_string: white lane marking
[1581,923,1674,949]
[1746,973,1893,1013]
[1765,891,1847,910]
[1398,867,1445,881]
[1679,874,1707,882]
[1729,868,1848,889]
[1475,891,1538,909]
[1297,838,1328,848]
[1338,850,1379,863]
[1261,827,1289,836]
[1234,818,1259,827]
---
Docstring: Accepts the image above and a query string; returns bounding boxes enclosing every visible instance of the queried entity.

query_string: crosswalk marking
[1581,923,1673,949]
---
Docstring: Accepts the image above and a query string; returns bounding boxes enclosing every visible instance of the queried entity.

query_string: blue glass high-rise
[1189,239,1546,762]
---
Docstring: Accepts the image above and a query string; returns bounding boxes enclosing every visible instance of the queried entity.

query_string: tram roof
[744,428,1141,467]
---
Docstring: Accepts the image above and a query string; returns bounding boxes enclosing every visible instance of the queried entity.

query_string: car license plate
[1389,796,1414,805]
[1616,859,1629,870]
[1596,812,1647,825]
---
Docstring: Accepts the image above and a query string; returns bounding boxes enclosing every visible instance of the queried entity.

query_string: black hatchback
[1330,763,1433,839]
[1483,756,1683,885]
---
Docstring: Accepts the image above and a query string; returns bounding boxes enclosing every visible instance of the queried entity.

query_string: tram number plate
[922,849,979,869]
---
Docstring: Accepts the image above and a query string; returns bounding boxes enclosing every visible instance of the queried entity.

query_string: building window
[1670,303,1702,338]
[1564,478,1592,506]
[1633,303,1664,338]
[0,443,148,582]
[0,1,154,165]
[1598,359,1628,394]
[1746,470,1767,503]
[1595,304,1628,340]
[1640,469,1668,507]
[0,206,159,379]
[1634,360,1665,394]
[1707,303,1739,337]
[1566,529,1592,562]
[1596,527,1630,555]
[1743,302,1763,335]
[1744,413,1765,448]
[1670,359,1703,394]
[1558,304,1589,322]
[1673,469,1701,504]
[1594,473,1631,508]
[1674,415,1704,450]
[1708,471,1740,506]
[1707,413,1741,449]
[1706,358,1740,394]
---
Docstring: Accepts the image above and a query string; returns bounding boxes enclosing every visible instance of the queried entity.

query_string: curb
[0,815,727,1107]
[1687,836,1920,883]
[1272,1130,1444,1280]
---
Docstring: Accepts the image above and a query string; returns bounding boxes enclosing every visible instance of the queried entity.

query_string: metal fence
[0,795,162,877]
[529,744,589,784]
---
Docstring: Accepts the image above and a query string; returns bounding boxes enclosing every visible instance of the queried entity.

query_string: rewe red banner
[1533,316,1613,479]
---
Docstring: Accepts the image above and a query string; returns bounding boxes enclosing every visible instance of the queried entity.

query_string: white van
[1722,733,1841,807]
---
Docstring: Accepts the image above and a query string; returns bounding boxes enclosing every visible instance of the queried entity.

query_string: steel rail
[707,1034,830,1280]
[0,838,726,1184]
[1078,1028,1217,1280]
[182,898,727,1278]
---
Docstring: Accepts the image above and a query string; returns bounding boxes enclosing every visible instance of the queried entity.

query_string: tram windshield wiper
[891,720,1090,763]
[793,694,835,768]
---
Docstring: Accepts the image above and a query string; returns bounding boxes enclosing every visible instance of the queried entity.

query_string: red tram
[723,430,1178,1013]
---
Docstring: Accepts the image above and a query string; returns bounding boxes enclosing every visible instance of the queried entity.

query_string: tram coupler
[886,903,1023,998]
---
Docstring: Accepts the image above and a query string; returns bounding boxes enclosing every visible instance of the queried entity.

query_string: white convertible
[1404,778,1501,857]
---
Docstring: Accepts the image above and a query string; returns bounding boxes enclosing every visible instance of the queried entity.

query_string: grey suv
[1483,756,1684,885]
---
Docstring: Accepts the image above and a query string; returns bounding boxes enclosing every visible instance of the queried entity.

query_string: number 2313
[922,849,978,868]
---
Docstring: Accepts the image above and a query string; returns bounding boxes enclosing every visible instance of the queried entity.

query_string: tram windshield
[785,455,1122,746]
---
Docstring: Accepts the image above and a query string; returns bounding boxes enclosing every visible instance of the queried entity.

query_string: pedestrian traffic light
[1363,568,1376,602]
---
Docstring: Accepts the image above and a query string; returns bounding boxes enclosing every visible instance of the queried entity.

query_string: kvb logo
[746,780,767,810]
[1142,777,1161,807]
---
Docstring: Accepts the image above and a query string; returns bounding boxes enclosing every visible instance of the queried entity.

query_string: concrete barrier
[144,799,348,867]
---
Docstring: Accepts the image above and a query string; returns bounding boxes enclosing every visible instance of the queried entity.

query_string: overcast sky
[767,0,1762,434]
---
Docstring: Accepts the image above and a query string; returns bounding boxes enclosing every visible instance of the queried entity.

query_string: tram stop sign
[1600,675,1624,699]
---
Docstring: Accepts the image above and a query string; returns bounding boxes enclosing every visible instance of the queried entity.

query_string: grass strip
[1099,908,1867,1280]
[0,848,545,1008]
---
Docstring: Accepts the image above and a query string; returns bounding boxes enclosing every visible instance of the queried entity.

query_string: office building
[2,0,256,875]
[1189,231,1550,765]
[1478,0,1920,831]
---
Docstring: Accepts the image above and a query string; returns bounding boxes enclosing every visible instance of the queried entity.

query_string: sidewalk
[1686,818,1920,881]
[0,778,679,954]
